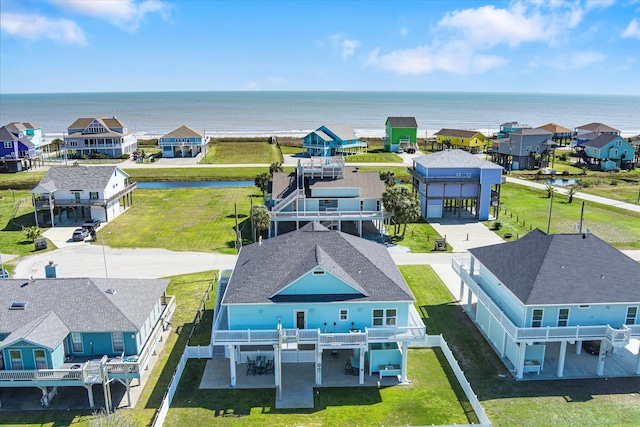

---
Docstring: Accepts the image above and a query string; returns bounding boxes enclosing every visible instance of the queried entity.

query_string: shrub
[536,169,543,175]
[610,180,618,186]
[562,170,570,176]
[493,221,502,230]
[559,153,568,161]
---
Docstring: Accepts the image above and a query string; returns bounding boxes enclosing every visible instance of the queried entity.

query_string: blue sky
[1,0,639,94]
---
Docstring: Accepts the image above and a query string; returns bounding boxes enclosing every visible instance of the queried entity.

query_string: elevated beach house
[0,122,40,172]
[158,125,209,158]
[211,222,426,388]
[302,124,366,157]
[0,274,175,408]
[434,129,487,153]
[268,156,386,237]
[31,165,136,226]
[574,122,621,147]
[453,229,640,380]
[64,117,137,157]
[492,128,554,170]
[384,117,418,153]
[408,150,503,221]
[537,123,572,146]
[581,134,635,170]
[497,121,529,139]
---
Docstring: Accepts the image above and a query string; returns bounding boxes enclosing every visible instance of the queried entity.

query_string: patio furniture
[349,356,360,376]
[378,364,401,380]
[344,359,352,375]
[255,355,266,375]
[264,358,274,374]
[246,357,256,375]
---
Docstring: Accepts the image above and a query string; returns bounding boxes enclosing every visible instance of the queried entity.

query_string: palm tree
[251,205,270,241]
[379,171,396,188]
[254,172,270,197]
[269,162,284,176]
[22,226,42,242]
[567,186,579,203]
[545,184,555,198]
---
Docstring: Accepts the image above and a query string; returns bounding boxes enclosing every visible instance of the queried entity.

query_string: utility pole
[546,189,554,234]
[578,201,585,233]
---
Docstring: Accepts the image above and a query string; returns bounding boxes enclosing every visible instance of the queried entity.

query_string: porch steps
[212,345,226,359]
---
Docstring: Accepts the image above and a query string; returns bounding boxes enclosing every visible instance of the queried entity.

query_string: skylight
[10,302,27,310]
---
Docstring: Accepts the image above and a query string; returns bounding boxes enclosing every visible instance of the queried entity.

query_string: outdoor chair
[264,358,274,374]
[344,360,352,375]
[246,357,256,375]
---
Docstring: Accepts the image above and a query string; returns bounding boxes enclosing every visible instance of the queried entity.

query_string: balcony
[33,182,137,209]
[270,209,385,221]
[408,167,480,184]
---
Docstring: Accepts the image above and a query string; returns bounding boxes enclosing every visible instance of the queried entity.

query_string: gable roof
[221,222,415,304]
[320,124,356,141]
[537,123,572,134]
[0,312,69,351]
[68,117,127,131]
[271,168,385,200]
[468,229,640,305]
[581,134,624,149]
[576,122,619,133]
[413,149,503,170]
[386,117,418,128]
[32,165,128,193]
[510,128,554,136]
[434,128,484,139]
[160,125,204,139]
[0,278,169,339]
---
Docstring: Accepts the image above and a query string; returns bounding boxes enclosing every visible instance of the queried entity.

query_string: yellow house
[434,129,487,153]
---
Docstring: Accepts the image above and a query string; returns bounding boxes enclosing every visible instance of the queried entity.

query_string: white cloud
[570,50,606,68]
[400,26,409,36]
[49,0,170,32]
[365,45,508,75]
[0,12,87,46]
[622,18,640,39]
[329,34,360,60]
[585,0,615,11]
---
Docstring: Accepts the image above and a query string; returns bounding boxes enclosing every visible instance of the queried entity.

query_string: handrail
[137,296,176,372]
[271,210,384,219]
[271,189,305,212]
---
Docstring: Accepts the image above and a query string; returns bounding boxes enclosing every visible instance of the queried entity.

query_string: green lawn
[389,218,448,252]
[123,167,275,182]
[0,270,217,427]
[402,265,640,427]
[345,150,403,163]
[0,170,45,189]
[489,183,640,249]
[96,188,259,254]
[200,141,282,164]
[279,145,303,155]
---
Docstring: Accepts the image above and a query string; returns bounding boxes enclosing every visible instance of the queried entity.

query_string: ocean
[1,91,639,139]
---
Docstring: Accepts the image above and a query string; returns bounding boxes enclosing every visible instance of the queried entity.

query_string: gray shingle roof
[271,168,385,200]
[468,229,640,305]
[576,122,620,133]
[510,128,554,136]
[387,117,418,128]
[160,125,204,139]
[221,222,415,305]
[581,134,621,149]
[0,312,69,350]
[434,129,483,139]
[413,149,503,170]
[32,165,128,193]
[322,124,356,141]
[0,278,169,340]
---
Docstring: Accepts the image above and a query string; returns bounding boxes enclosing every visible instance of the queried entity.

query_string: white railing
[152,348,189,427]
[184,345,213,359]
[453,258,640,345]
[138,296,176,372]
[271,210,383,219]
[0,369,83,382]
[212,329,279,345]
[272,189,305,212]
[319,332,367,346]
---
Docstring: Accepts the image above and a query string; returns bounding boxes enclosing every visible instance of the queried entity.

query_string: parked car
[582,340,601,355]
[72,228,89,242]
[82,219,101,230]
[396,147,404,154]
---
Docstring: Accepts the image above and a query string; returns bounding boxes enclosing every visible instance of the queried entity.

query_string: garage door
[426,204,443,219]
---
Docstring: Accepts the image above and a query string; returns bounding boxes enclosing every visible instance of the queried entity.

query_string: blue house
[268,157,386,237]
[0,275,175,408]
[211,222,426,388]
[408,150,503,221]
[497,121,528,139]
[302,124,367,157]
[0,123,38,172]
[581,134,635,170]
[158,125,209,158]
[453,229,640,380]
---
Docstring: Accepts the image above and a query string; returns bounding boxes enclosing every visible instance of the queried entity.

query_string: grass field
[96,187,259,254]
[488,183,640,249]
[200,141,282,164]
[344,149,403,163]
[122,166,281,182]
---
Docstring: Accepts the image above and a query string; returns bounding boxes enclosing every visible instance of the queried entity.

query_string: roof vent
[106,288,116,295]
[10,302,27,310]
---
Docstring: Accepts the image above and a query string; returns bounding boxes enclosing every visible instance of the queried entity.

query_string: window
[339,309,348,321]
[112,332,124,352]
[10,301,27,310]
[90,192,98,200]
[313,270,325,275]
[71,332,83,353]
[557,308,569,327]
[532,309,543,327]
[626,307,638,325]
[9,350,23,370]
[373,309,397,326]
[3,142,12,148]
[34,349,47,369]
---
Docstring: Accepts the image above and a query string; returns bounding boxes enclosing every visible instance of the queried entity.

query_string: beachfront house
[581,134,635,170]
[497,121,529,139]
[211,222,426,389]
[453,229,640,380]
[64,117,137,158]
[492,128,554,170]
[31,165,136,226]
[268,156,385,238]
[158,125,209,158]
[302,124,366,157]
[408,150,503,221]
[573,122,621,147]
[537,123,572,146]
[0,123,40,172]
[434,129,487,153]
[0,273,175,408]
[384,117,418,153]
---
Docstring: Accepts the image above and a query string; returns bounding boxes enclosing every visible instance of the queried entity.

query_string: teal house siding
[582,135,635,170]
[302,124,366,157]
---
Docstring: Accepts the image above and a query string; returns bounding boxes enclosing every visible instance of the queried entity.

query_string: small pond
[542,178,581,186]
[136,181,254,189]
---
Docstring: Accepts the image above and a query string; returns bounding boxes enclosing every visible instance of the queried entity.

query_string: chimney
[45,260,58,278]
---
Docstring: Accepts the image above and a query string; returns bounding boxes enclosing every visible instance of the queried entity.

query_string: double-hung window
[557,308,569,327]
[71,332,83,353]
[626,307,638,325]
[339,309,348,321]
[532,309,543,328]
[9,350,23,370]
[112,332,124,352]
[34,349,47,369]
[373,309,397,327]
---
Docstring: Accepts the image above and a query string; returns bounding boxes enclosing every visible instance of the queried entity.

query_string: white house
[31,165,136,226]
[64,117,137,157]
